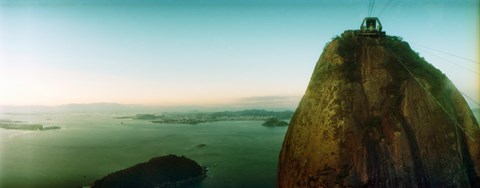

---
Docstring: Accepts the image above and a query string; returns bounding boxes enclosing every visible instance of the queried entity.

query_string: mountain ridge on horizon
[0,96,300,113]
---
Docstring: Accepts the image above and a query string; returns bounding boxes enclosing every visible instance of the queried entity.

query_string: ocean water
[0,113,288,188]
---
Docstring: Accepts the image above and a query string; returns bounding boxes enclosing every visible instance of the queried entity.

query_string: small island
[0,119,60,131]
[262,117,289,127]
[91,154,206,188]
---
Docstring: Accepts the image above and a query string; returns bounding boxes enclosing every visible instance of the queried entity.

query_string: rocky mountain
[277,31,480,187]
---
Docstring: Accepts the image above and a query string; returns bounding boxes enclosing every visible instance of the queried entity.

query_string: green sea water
[0,113,287,188]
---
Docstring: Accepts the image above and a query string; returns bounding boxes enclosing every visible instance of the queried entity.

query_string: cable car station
[357,17,386,37]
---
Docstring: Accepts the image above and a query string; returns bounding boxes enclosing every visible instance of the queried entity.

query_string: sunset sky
[0,0,478,107]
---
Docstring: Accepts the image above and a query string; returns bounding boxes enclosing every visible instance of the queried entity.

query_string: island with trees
[262,117,289,127]
[91,154,206,188]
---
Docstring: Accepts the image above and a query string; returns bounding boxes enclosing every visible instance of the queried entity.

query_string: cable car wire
[412,43,480,64]
[371,0,376,15]
[460,91,480,107]
[368,0,376,16]
[370,0,375,16]
[417,48,480,76]
[413,47,480,111]
[378,0,395,17]
[388,48,478,143]
[361,1,478,142]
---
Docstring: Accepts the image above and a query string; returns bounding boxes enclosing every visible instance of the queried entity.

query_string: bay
[0,113,287,188]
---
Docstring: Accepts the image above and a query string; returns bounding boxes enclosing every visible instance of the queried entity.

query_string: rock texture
[92,154,205,188]
[277,31,480,187]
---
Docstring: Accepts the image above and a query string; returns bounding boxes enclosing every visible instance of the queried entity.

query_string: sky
[0,0,478,108]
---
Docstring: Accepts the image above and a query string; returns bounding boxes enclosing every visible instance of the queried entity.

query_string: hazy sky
[0,0,478,107]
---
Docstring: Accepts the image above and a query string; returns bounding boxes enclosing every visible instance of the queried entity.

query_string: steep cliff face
[277,31,480,187]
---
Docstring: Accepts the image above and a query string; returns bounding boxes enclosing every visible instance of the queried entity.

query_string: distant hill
[0,97,299,114]
[0,103,139,114]
[129,109,294,125]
